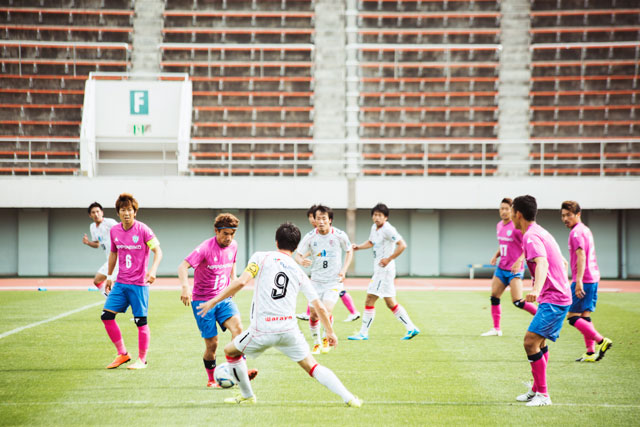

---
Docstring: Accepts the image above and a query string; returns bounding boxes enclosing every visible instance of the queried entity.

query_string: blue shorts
[191,298,239,339]
[527,302,570,342]
[104,282,149,317]
[494,267,524,287]
[569,282,598,313]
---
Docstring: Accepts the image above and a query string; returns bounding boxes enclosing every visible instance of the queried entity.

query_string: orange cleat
[106,353,131,369]
[207,380,222,388]
[248,369,259,381]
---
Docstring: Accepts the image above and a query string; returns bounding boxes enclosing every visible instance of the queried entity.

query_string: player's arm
[510,252,525,274]
[574,248,586,299]
[311,298,337,348]
[294,250,312,268]
[525,256,549,303]
[380,239,406,267]
[197,270,252,317]
[339,249,354,282]
[352,240,373,251]
[105,251,117,293]
[230,262,237,281]
[146,239,162,285]
[490,248,500,265]
[82,234,100,248]
[178,260,193,306]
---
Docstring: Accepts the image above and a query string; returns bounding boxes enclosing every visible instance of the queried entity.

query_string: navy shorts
[191,298,239,339]
[494,267,524,287]
[527,302,570,342]
[569,282,598,313]
[104,282,149,317]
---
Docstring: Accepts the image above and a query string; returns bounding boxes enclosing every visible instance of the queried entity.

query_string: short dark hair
[371,203,390,218]
[88,202,103,214]
[512,195,537,222]
[501,197,513,206]
[306,204,319,217]
[314,204,333,221]
[276,222,301,252]
[561,200,581,215]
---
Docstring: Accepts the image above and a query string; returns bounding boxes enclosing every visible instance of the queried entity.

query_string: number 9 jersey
[244,251,319,334]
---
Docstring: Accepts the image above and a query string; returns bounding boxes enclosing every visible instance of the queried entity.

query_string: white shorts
[97,261,118,277]
[367,268,396,298]
[309,281,343,306]
[233,328,309,363]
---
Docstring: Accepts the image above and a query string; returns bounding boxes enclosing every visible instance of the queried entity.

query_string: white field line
[0,400,638,408]
[0,301,103,340]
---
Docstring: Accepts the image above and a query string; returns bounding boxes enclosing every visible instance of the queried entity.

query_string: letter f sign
[130,90,149,115]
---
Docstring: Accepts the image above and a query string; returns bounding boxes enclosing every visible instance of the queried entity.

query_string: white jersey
[296,227,352,284]
[368,221,403,272]
[89,218,118,259]
[245,251,319,334]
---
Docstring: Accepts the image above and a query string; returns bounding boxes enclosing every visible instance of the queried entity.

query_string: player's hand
[145,271,156,285]
[196,300,214,317]
[510,260,522,274]
[525,291,538,303]
[575,281,585,299]
[82,234,89,245]
[105,280,113,294]
[352,244,359,251]
[326,332,338,348]
[490,255,497,266]
[301,258,312,267]
[180,287,191,306]
[338,271,346,282]
[379,257,390,268]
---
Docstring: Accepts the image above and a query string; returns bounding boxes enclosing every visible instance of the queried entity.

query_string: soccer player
[197,222,362,407]
[512,195,571,407]
[296,205,360,322]
[102,193,163,370]
[295,205,354,354]
[561,200,612,362]
[82,202,118,296]
[178,213,258,387]
[481,198,537,337]
[348,203,420,341]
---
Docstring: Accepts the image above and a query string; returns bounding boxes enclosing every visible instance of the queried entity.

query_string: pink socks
[521,302,537,316]
[491,305,501,330]
[528,351,548,395]
[137,325,150,363]
[102,319,127,355]
[341,291,358,315]
[573,318,603,343]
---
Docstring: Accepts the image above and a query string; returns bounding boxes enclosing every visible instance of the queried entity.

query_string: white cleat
[343,312,361,322]
[480,328,503,337]
[526,392,552,407]
[516,388,535,402]
[346,396,363,408]
[296,313,310,321]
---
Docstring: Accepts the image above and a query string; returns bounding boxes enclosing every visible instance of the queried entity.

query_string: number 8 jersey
[296,227,352,284]
[244,251,319,334]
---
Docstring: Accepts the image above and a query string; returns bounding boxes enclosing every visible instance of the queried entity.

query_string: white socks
[310,319,321,345]
[227,356,253,398]
[392,304,416,331]
[312,365,355,403]
[359,306,375,335]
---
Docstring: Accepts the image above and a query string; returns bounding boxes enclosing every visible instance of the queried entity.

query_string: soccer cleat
[526,392,552,407]
[480,328,503,337]
[346,397,363,408]
[343,312,361,322]
[311,343,321,354]
[127,358,147,370]
[224,394,257,405]
[401,328,420,340]
[595,337,612,361]
[106,353,130,369]
[347,333,369,341]
[296,313,310,321]
[321,337,331,354]
[207,380,222,388]
[575,352,597,362]
[516,388,535,402]
[248,369,259,381]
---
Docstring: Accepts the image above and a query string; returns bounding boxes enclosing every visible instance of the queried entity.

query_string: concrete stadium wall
[1,207,637,279]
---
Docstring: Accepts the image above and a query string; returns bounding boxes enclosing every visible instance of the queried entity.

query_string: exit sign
[132,124,151,135]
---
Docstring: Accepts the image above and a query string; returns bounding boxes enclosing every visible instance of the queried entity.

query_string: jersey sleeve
[367,225,376,243]
[296,232,312,255]
[110,228,117,252]
[143,224,159,249]
[570,230,586,252]
[384,224,402,243]
[90,224,97,242]
[338,230,352,251]
[244,252,264,278]
[299,273,320,303]
[184,241,206,269]
[524,234,547,261]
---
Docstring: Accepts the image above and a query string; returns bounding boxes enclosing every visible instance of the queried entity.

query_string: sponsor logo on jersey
[116,244,142,250]
[207,262,234,270]
[264,315,293,322]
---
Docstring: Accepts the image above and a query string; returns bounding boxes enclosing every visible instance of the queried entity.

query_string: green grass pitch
[1,289,639,426]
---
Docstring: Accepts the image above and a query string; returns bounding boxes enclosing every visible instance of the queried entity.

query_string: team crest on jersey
[228,252,233,260]
[132,235,139,243]
[506,230,512,236]
[214,256,218,262]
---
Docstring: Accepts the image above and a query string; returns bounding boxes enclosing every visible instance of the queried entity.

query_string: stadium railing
[0,136,80,176]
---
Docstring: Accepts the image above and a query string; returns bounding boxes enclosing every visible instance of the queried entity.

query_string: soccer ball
[214,363,236,388]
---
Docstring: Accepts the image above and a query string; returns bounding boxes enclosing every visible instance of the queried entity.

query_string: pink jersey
[523,223,572,306]
[185,237,237,301]
[568,222,600,283]
[110,220,157,286]
[496,220,525,272]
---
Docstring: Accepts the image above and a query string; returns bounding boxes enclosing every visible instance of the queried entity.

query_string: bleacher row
[0,0,638,176]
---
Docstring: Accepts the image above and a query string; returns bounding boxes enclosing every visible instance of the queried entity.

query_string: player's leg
[571,282,611,361]
[308,305,322,353]
[223,331,257,403]
[320,297,337,353]
[94,262,109,296]
[523,331,549,404]
[191,299,220,385]
[220,312,258,382]
[349,293,377,340]
[509,277,538,316]
[298,355,361,406]
[340,290,360,322]
[102,283,131,368]
[204,336,219,386]
[481,274,507,336]
[127,285,150,369]
[383,296,420,340]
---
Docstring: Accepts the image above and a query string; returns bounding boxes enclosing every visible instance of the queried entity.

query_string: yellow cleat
[311,343,321,355]
[595,337,612,361]
[575,352,597,362]
[321,337,331,354]
[347,397,363,408]
[224,394,257,405]
[126,358,147,370]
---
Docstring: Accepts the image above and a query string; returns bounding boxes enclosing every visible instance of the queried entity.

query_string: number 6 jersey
[244,251,319,334]
[296,227,352,284]
[110,220,159,286]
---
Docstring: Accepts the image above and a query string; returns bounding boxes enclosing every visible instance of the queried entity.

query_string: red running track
[1,277,639,292]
